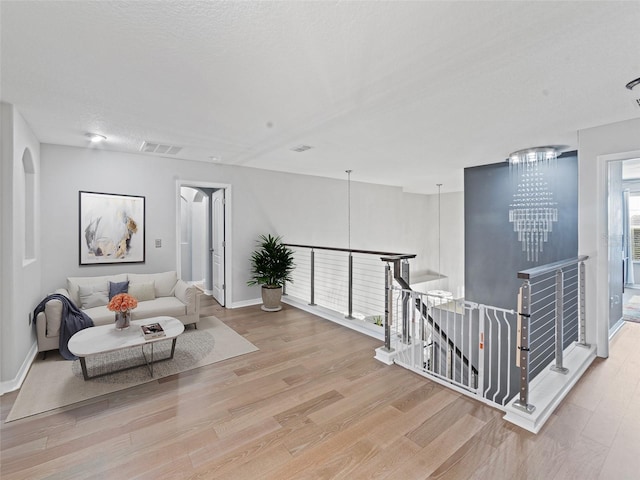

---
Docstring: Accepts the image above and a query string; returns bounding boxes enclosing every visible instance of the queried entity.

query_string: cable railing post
[401,259,410,284]
[346,253,354,319]
[401,259,411,344]
[418,292,426,368]
[514,280,535,414]
[551,269,569,374]
[411,292,420,368]
[309,249,316,306]
[383,262,394,352]
[578,260,589,347]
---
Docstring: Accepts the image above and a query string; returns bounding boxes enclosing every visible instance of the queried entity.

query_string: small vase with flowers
[107,293,138,330]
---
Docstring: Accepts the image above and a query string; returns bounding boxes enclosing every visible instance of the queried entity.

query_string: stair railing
[384,281,517,407]
[513,255,589,414]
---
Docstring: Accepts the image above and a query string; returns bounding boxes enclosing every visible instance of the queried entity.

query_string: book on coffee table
[141,322,165,340]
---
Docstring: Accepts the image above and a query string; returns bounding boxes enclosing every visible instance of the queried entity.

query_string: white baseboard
[230,298,262,309]
[0,341,38,395]
[282,296,384,341]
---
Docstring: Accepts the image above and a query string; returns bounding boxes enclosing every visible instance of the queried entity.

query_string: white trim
[230,297,262,309]
[0,341,37,395]
[176,180,233,310]
[282,296,384,341]
[610,318,626,338]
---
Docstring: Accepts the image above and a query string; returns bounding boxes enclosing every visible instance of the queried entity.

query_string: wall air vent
[140,141,183,155]
[291,145,313,152]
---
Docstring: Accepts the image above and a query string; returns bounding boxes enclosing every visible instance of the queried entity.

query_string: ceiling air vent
[140,141,183,155]
[291,144,313,152]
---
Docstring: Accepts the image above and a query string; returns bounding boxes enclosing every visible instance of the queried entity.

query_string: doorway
[176,181,232,307]
[617,159,640,332]
[607,156,640,338]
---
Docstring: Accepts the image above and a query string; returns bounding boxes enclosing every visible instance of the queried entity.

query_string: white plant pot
[261,286,283,312]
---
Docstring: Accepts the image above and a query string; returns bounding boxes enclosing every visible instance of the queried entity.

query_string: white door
[211,189,225,306]
[608,161,624,332]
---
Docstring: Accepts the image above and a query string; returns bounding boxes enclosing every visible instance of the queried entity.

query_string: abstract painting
[79,191,145,265]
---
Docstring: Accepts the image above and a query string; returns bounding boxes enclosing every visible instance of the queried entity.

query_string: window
[629,194,640,260]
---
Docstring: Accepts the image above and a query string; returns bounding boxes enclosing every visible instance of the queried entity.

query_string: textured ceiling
[1,1,639,193]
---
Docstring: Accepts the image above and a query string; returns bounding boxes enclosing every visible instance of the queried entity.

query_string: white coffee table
[68,316,185,380]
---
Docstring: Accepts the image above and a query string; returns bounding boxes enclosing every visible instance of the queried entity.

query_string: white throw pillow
[128,271,177,297]
[78,283,109,309]
[129,281,156,302]
[67,274,128,306]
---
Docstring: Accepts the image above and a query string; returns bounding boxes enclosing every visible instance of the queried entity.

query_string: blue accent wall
[464,152,578,310]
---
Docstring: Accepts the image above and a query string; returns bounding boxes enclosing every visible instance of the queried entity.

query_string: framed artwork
[79,191,145,265]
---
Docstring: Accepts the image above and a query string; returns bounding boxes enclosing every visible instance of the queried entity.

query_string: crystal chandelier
[508,147,559,262]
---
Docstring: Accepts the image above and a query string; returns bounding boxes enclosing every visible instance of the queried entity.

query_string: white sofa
[36,271,200,354]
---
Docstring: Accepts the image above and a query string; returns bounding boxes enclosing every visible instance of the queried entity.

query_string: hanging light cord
[346,170,352,251]
[437,183,442,288]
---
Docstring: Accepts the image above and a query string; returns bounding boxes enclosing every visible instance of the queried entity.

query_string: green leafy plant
[247,234,295,288]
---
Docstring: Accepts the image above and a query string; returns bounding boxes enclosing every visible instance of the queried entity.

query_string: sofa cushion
[133,297,187,319]
[128,271,177,297]
[83,305,115,326]
[108,280,129,300]
[78,283,109,309]
[67,274,128,306]
[82,296,188,327]
[129,281,155,301]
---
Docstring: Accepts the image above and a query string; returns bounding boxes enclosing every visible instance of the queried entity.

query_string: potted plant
[247,234,295,312]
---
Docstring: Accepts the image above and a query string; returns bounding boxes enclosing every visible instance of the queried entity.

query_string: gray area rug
[6,316,258,422]
[70,327,215,383]
[624,295,640,324]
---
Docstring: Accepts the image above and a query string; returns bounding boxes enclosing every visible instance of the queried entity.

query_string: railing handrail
[285,243,416,259]
[517,255,589,279]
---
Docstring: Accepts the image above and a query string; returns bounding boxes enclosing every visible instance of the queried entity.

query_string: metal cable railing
[285,244,414,324]
[285,245,584,412]
[513,256,589,414]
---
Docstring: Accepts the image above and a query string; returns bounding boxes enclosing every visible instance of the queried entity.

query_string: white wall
[0,104,42,391]
[578,117,640,357]
[39,144,465,306]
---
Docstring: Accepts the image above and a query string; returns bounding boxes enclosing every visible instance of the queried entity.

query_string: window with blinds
[630,194,640,262]
[633,227,640,261]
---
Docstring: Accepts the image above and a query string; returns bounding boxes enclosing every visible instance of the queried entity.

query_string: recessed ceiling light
[86,133,107,143]
[209,156,221,162]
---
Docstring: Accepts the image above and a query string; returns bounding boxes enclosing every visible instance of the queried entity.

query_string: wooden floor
[2,297,640,479]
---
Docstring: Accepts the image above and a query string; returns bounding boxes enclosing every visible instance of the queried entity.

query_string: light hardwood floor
[2,297,640,479]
